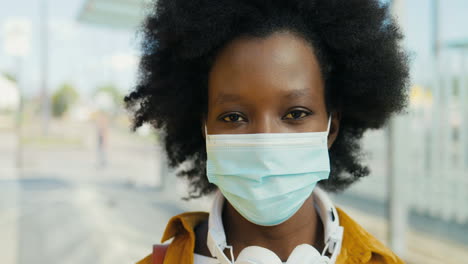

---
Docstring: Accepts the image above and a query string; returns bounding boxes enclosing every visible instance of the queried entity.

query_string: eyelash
[282,110,311,120]
[220,113,246,122]
[219,109,312,123]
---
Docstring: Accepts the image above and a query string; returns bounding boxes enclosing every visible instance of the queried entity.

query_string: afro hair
[125,0,410,198]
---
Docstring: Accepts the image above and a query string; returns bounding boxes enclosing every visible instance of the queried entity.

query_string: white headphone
[207,188,344,264]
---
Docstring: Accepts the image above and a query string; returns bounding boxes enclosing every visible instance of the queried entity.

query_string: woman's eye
[221,113,245,122]
[284,110,309,120]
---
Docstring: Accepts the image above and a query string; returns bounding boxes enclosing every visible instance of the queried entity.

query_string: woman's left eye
[221,113,245,122]
[283,110,310,120]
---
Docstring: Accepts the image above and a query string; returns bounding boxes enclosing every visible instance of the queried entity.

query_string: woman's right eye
[221,113,246,122]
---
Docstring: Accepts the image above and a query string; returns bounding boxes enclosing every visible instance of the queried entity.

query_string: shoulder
[136,254,152,264]
[160,211,209,243]
[135,211,209,264]
[336,207,404,264]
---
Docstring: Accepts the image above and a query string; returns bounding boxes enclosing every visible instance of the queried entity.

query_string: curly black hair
[124,0,409,198]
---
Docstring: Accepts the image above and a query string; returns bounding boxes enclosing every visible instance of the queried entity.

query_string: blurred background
[0,0,467,263]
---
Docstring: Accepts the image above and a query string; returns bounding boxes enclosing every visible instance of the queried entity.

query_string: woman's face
[207,31,339,146]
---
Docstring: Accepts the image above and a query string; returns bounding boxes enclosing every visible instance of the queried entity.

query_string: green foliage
[2,72,17,83]
[93,83,124,108]
[51,83,79,118]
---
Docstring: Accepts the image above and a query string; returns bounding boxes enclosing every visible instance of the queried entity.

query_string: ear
[327,111,341,149]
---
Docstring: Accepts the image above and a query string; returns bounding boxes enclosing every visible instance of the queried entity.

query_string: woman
[125,0,409,263]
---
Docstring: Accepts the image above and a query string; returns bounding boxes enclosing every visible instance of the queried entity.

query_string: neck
[222,195,324,262]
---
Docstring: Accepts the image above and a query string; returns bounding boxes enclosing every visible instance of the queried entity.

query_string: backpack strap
[152,244,169,264]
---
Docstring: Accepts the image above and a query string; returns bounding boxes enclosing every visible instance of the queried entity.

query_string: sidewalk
[0,131,19,264]
[0,120,213,264]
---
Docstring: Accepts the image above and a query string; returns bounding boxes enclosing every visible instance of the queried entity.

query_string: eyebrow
[215,93,243,104]
[283,88,310,99]
[214,88,312,104]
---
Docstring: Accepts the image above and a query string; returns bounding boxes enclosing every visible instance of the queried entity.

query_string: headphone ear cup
[235,246,283,264]
[286,244,329,264]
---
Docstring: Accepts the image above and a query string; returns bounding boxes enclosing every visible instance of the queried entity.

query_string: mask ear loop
[326,114,332,134]
[205,124,211,141]
[225,245,235,264]
[321,242,330,256]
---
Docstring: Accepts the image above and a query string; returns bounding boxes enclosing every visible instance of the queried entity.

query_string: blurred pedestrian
[93,110,108,168]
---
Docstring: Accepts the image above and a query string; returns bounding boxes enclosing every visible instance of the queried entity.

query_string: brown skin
[195,31,341,261]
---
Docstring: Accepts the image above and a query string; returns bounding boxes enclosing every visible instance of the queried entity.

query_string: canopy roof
[77,0,152,30]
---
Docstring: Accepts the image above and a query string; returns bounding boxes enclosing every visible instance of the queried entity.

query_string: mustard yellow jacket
[137,207,404,264]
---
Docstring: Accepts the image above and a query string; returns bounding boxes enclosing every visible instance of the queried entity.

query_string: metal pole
[40,0,50,136]
[15,57,23,169]
[387,0,407,258]
[463,51,468,169]
[431,0,440,65]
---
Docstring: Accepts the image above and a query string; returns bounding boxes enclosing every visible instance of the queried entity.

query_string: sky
[0,0,139,98]
[0,0,468,98]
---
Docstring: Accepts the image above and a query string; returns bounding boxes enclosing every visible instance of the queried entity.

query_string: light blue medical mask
[205,117,332,226]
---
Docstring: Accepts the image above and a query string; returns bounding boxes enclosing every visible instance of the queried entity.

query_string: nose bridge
[250,112,280,134]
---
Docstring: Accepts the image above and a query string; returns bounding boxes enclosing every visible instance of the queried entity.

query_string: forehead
[208,31,325,103]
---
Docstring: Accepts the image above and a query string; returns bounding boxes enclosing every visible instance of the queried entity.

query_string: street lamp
[40,0,50,136]
[3,18,31,168]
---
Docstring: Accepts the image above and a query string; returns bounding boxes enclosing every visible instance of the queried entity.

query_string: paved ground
[1,120,467,264]
[0,122,210,264]
[1,178,178,264]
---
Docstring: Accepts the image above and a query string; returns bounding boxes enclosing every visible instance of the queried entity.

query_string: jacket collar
[159,201,402,264]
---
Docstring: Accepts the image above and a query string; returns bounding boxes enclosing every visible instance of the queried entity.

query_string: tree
[51,83,79,118]
[2,72,17,83]
[93,83,123,108]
